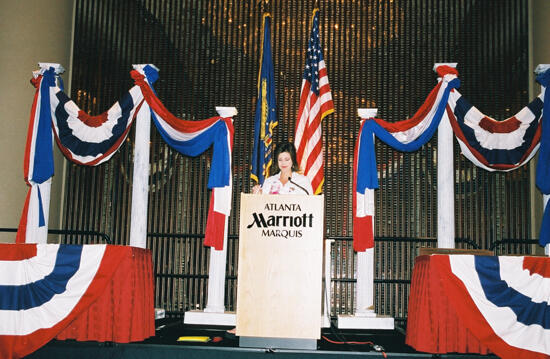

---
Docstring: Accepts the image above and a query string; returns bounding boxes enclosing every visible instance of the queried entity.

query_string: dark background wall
[64,0,531,326]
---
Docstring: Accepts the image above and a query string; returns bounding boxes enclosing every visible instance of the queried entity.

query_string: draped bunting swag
[354,66,460,251]
[16,63,547,250]
[354,66,549,251]
[131,68,234,250]
[17,65,234,250]
[18,68,64,244]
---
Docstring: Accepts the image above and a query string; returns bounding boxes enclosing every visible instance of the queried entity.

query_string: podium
[236,193,324,350]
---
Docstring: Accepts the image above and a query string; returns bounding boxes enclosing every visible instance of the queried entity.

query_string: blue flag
[251,13,277,185]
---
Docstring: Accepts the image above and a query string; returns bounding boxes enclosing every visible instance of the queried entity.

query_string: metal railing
[0,227,111,244]
[5,227,539,328]
[144,233,506,327]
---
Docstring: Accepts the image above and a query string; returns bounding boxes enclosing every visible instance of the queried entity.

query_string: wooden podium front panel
[236,194,324,339]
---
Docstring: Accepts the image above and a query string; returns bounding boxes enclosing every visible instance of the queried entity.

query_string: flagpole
[250,12,277,187]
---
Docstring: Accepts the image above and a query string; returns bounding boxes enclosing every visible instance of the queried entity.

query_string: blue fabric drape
[144,66,231,189]
[151,113,230,189]
[32,68,56,184]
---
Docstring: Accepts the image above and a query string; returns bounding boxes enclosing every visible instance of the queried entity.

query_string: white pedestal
[184,310,236,326]
[336,314,395,330]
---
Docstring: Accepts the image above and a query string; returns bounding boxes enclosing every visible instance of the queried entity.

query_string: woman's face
[277,151,293,172]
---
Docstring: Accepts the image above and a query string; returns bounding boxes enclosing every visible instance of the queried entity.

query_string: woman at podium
[227,141,315,337]
[252,142,313,195]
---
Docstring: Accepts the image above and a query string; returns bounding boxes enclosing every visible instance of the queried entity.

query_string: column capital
[535,64,550,75]
[433,62,457,72]
[37,62,65,75]
[216,106,238,118]
[132,64,159,72]
[357,108,377,119]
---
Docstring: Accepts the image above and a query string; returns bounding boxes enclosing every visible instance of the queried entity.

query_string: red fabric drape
[406,255,491,354]
[0,243,37,260]
[374,81,443,133]
[204,190,225,250]
[130,70,221,132]
[55,246,155,342]
[15,189,31,243]
[371,66,457,133]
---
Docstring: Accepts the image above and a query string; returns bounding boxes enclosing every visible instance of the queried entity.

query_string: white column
[205,218,229,312]
[434,63,457,249]
[184,107,237,325]
[337,108,393,329]
[355,108,377,316]
[356,247,375,316]
[128,64,156,248]
[204,106,237,313]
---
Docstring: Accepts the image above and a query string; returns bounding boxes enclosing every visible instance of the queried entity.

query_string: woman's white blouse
[261,172,313,195]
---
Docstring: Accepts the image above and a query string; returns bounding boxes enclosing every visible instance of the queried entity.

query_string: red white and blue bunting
[354,66,549,251]
[446,86,543,172]
[433,254,550,359]
[354,66,460,251]
[131,67,234,250]
[0,244,128,359]
[51,85,143,166]
[18,64,234,250]
[19,66,73,244]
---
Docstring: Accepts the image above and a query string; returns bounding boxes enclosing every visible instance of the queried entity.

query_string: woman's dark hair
[272,141,299,174]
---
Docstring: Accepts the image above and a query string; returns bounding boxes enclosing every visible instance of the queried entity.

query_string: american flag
[294,9,334,194]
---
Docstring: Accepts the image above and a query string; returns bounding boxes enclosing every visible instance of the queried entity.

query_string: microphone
[288,176,310,195]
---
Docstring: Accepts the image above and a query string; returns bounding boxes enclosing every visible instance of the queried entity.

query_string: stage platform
[25,321,498,359]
